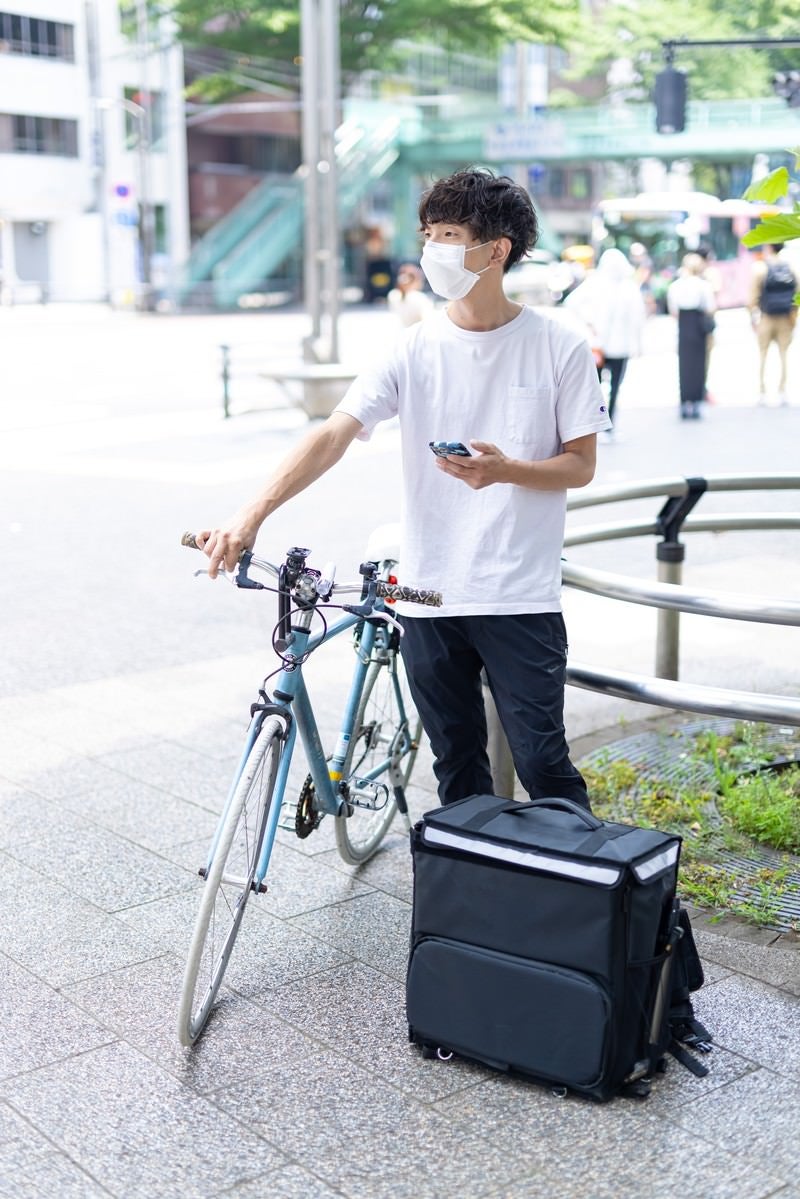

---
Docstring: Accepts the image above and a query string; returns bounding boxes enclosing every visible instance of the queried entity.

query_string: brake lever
[193,567,240,586]
[234,549,265,590]
[372,608,404,636]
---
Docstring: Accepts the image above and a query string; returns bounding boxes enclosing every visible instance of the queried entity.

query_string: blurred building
[0,1,189,305]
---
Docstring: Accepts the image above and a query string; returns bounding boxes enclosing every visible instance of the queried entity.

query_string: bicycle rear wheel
[335,651,421,865]
[178,716,283,1045]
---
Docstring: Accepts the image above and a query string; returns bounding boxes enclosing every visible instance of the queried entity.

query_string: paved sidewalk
[1,303,800,1197]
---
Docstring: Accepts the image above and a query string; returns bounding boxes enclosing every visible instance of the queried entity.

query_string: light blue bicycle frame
[203,601,407,886]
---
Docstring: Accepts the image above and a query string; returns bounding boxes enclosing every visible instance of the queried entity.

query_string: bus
[592,191,779,309]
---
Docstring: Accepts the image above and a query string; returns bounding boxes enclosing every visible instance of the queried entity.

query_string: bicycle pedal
[347,779,389,811]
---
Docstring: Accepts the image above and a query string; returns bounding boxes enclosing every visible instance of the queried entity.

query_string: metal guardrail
[562,472,800,728]
[488,473,800,795]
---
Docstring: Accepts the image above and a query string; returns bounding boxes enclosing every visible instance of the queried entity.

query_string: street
[2,300,798,714]
[1,299,800,1197]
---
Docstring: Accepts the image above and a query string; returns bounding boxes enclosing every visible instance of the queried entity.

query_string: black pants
[598,357,628,422]
[399,612,590,809]
[677,309,708,407]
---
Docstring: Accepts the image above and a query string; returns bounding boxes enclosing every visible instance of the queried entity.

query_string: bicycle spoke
[178,718,283,1045]
[335,652,421,864]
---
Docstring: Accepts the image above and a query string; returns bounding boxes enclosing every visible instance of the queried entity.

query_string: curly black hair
[418,167,539,272]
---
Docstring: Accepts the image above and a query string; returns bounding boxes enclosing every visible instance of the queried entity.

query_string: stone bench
[259,362,358,419]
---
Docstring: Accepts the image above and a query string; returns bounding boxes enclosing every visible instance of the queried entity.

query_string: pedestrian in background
[749,243,797,407]
[666,252,716,421]
[387,263,434,328]
[629,241,656,315]
[564,247,647,435]
[554,243,595,303]
[695,243,722,404]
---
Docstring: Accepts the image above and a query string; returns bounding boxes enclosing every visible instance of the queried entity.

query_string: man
[198,168,611,810]
[750,243,797,407]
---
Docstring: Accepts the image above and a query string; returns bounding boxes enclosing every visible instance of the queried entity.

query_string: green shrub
[719,766,800,852]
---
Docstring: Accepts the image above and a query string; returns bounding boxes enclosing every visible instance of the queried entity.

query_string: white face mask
[419,240,494,300]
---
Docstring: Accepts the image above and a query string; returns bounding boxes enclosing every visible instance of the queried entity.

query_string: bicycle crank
[295,774,323,839]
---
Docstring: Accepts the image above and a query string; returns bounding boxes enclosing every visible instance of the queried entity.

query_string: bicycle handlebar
[181,533,442,607]
[375,581,441,607]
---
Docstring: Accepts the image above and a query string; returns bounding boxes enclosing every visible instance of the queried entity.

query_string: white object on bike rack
[365,522,401,565]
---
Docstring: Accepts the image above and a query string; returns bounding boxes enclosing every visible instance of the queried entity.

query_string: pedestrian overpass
[179,95,799,308]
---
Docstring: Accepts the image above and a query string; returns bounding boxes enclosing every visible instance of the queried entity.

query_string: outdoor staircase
[179,111,402,309]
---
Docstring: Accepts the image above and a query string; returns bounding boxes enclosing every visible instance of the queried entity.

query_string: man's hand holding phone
[429,441,472,458]
[430,439,510,490]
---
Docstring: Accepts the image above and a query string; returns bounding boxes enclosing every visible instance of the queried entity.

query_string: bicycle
[177,533,441,1046]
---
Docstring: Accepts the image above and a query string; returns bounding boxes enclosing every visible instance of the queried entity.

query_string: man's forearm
[503,444,596,490]
[246,412,362,523]
[199,411,362,575]
[443,435,597,493]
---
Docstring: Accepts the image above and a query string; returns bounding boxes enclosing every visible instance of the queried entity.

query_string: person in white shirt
[197,168,611,810]
[564,248,647,432]
[666,253,717,420]
[387,263,434,328]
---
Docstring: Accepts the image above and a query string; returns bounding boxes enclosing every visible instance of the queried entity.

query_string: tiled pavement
[2,303,800,1197]
[1,641,799,1199]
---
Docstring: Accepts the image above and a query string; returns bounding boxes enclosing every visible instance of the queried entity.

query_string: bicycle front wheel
[335,652,421,865]
[178,716,283,1046]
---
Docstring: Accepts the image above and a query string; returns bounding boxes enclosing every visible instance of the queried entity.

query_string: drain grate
[578,718,800,931]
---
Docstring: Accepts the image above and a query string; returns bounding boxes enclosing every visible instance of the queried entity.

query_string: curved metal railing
[562,472,800,729]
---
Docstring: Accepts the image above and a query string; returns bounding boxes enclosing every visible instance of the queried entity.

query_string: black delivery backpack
[407,795,711,1102]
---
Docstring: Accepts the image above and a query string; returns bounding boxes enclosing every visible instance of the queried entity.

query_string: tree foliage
[742,158,800,250]
[566,0,800,102]
[169,0,580,88]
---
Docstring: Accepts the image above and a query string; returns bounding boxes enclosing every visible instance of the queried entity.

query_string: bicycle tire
[334,651,421,865]
[177,716,283,1045]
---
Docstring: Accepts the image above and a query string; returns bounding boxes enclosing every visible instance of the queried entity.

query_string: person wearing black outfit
[666,253,717,420]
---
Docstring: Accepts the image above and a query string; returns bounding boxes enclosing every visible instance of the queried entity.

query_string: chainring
[295,773,323,839]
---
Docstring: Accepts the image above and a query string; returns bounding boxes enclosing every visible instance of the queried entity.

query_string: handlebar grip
[181,532,200,550]
[377,581,442,607]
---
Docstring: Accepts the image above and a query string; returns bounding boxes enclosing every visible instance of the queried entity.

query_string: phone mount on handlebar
[275,547,314,652]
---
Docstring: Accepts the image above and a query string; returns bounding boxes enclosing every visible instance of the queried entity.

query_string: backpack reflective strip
[422,825,622,885]
[632,843,680,882]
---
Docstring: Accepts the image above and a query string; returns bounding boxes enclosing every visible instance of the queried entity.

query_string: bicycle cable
[270,602,330,670]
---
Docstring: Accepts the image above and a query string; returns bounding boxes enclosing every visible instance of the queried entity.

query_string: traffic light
[655,66,687,133]
[773,71,800,106]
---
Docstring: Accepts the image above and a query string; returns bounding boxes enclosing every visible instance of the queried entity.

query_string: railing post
[654,477,707,680]
[482,671,516,798]
[221,344,231,419]
[655,543,684,680]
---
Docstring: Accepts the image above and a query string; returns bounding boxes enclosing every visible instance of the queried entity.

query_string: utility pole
[300,0,341,364]
[135,0,155,309]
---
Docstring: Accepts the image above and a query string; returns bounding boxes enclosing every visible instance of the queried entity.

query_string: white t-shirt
[334,305,610,618]
[666,275,715,314]
[387,287,434,327]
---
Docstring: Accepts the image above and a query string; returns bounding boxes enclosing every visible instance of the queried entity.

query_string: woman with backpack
[750,244,797,407]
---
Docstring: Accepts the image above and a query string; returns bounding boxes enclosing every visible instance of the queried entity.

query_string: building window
[0,11,75,60]
[0,112,78,156]
[244,134,302,174]
[124,87,165,150]
[547,168,566,200]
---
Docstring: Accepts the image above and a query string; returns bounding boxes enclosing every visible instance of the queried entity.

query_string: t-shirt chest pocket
[506,385,554,445]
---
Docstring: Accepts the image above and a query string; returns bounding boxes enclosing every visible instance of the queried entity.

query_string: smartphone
[429,441,472,458]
